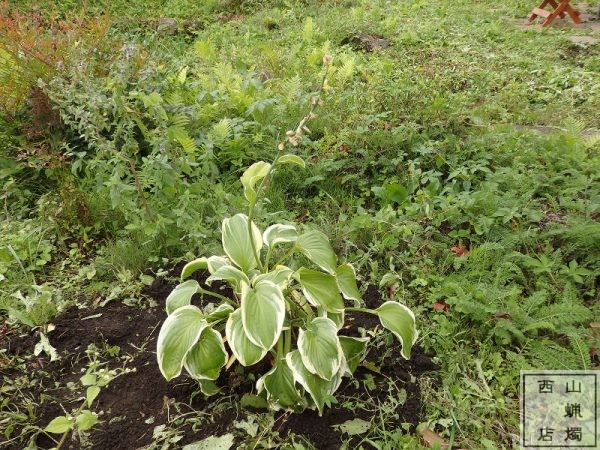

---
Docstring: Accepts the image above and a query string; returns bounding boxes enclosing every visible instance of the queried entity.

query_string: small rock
[568,35,599,45]
[342,32,390,52]
[157,17,178,35]
[258,70,274,82]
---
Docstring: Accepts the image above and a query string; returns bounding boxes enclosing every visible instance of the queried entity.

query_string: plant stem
[263,242,275,272]
[273,245,297,268]
[245,63,331,274]
[345,306,378,315]
[247,200,264,272]
[284,329,291,354]
[55,402,85,450]
[197,287,237,306]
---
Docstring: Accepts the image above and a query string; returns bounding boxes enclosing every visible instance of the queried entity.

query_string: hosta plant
[156,58,418,415]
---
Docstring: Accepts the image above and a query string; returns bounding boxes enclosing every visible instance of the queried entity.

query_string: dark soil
[3,266,437,450]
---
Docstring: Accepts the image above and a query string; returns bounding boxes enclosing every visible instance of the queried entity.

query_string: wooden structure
[528,0,582,26]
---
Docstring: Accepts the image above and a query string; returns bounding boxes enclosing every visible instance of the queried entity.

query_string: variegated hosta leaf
[335,264,361,302]
[157,306,207,381]
[298,317,343,380]
[376,301,418,359]
[225,308,266,366]
[241,281,285,351]
[296,230,337,274]
[207,255,229,274]
[257,358,304,410]
[205,304,234,322]
[180,257,208,281]
[253,265,293,289]
[294,268,344,313]
[184,328,228,380]
[222,214,263,274]
[326,310,345,330]
[286,350,344,416]
[206,264,250,294]
[166,280,199,315]
[278,154,305,168]
[339,336,368,374]
[263,224,298,247]
[240,161,271,203]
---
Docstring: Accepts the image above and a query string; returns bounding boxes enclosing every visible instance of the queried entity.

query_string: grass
[1,0,599,448]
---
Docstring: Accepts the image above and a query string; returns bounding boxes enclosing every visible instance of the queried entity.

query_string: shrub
[155,58,418,414]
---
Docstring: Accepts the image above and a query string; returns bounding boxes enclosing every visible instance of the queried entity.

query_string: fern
[526,339,587,370]
[278,76,302,102]
[169,113,190,129]
[584,132,600,150]
[210,118,232,144]
[536,302,592,328]
[165,91,184,107]
[564,328,593,370]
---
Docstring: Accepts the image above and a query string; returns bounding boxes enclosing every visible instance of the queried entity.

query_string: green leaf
[86,386,101,407]
[296,230,337,274]
[294,268,344,313]
[166,280,199,315]
[197,379,220,396]
[335,264,361,302]
[207,256,229,274]
[206,264,249,294]
[240,161,271,203]
[44,416,74,434]
[327,310,345,329]
[263,224,298,247]
[337,418,371,435]
[185,328,228,380]
[339,336,368,374]
[7,307,35,327]
[76,410,98,431]
[286,350,343,416]
[241,281,285,351]
[298,317,343,380]
[206,304,234,322]
[240,393,269,409]
[225,308,267,366]
[80,373,97,386]
[157,306,208,381]
[181,257,208,281]
[278,154,305,168]
[183,433,235,450]
[258,359,304,409]
[222,214,263,274]
[376,301,418,359]
[253,265,293,289]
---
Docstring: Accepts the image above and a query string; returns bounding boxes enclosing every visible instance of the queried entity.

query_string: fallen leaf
[450,245,467,257]
[420,427,448,449]
[432,302,449,312]
[493,312,512,319]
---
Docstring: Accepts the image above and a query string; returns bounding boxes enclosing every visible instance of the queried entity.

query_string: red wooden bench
[528,0,582,26]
